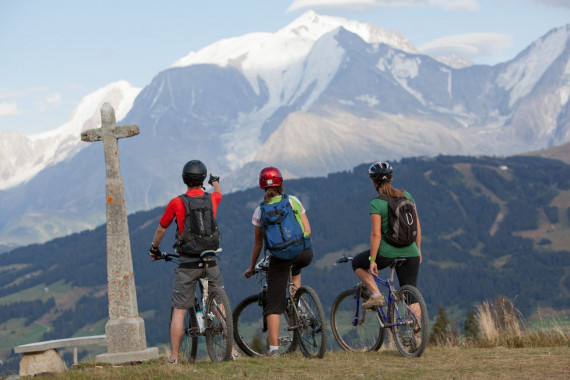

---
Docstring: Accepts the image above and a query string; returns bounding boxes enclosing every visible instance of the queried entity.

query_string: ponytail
[374,179,405,198]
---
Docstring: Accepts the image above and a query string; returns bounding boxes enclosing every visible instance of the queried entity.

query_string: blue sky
[1,0,569,134]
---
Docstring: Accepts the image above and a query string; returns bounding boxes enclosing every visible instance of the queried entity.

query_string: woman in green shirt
[351,161,422,309]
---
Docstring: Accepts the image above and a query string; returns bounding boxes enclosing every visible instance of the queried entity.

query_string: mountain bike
[233,256,327,358]
[155,248,234,362]
[330,256,429,358]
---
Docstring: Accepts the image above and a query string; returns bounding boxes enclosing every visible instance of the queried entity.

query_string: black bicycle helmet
[182,160,207,186]
[368,161,393,182]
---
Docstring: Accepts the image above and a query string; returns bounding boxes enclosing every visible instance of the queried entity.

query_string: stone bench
[14,335,106,377]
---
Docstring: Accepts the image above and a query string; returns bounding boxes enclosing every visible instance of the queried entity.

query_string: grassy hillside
[7,347,569,380]
[1,152,570,374]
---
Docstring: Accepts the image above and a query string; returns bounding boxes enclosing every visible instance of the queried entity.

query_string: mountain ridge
[0,15,569,246]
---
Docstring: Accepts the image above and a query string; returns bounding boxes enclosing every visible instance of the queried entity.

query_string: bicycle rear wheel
[233,293,297,356]
[330,289,384,352]
[389,285,429,358]
[204,288,233,362]
[293,286,327,358]
[170,307,198,362]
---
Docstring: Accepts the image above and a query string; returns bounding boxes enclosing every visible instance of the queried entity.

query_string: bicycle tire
[330,288,384,352]
[389,285,429,358]
[233,293,297,356]
[169,307,198,362]
[293,286,327,358]
[204,288,233,362]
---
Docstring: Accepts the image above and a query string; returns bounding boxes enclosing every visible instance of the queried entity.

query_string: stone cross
[81,103,158,363]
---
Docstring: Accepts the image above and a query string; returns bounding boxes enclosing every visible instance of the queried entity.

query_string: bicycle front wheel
[204,288,233,362]
[330,289,384,352]
[389,285,429,358]
[233,294,297,356]
[294,286,327,358]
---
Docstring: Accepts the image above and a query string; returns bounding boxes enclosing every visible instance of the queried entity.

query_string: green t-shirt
[369,191,420,259]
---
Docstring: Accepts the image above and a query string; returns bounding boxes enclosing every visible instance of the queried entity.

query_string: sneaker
[362,294,386,309]
[166,356,180,365]
[267,349,280,357]
[232,351,241,360]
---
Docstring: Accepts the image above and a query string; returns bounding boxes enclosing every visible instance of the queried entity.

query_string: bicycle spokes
[294,287,327,358]
[389,285,429,358]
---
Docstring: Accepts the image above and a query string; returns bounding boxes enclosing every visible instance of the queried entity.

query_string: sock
[269,345,279,353]
[371,293,381,298]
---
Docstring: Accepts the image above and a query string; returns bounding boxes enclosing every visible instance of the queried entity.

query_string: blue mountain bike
[330,256,429,358]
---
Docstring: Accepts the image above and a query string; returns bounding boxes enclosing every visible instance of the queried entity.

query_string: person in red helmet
[244,166,313,356]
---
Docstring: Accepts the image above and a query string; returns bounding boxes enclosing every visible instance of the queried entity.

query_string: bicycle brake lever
[336,256,348,264]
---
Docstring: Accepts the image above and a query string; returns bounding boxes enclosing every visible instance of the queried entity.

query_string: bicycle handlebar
[153,248,223,262]
[335,255,353,264]
[254,257,270,272]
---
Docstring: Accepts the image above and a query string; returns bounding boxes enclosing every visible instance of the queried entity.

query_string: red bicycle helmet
[259,166,283,189]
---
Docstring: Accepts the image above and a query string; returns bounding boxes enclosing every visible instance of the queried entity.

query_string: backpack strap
[376,194,390,202]
[175,194,191,240]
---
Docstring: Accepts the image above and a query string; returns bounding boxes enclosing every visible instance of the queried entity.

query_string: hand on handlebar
[369,261,378,277]
[244,267,256,278]
[149,244,162,261]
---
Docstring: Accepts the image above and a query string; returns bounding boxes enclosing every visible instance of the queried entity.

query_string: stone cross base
[104,317,150,353]
[96,347,159,365]
[19,349,67,377]
[96,317,159,364]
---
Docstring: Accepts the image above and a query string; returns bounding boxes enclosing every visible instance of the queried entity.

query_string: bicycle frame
[331,255,428,357]
[158,248,234,362]
[350,259,419,329]
[233,254,327,358]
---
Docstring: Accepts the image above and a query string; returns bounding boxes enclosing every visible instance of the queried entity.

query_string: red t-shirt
[159,189,222,236]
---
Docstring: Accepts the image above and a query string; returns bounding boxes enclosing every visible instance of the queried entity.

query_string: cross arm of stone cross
[80,102,139,142]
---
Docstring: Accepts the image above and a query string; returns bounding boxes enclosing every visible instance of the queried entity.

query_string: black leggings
[264,248,313,316]
[351,250,420,288]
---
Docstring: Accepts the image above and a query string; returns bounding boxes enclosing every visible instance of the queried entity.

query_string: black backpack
[376,194,418,248]
[174,193,220,256]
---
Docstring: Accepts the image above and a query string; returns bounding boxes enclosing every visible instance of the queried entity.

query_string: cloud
[46,93,61,103]
[0,102,22,117]
[287,0,480,12]
[418,33,512,60]
[0,87,47,100]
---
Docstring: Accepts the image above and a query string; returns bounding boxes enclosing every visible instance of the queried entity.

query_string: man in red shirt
[149,160,224,363]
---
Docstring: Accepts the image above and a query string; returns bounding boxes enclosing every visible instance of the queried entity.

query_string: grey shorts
[172,264,225,309]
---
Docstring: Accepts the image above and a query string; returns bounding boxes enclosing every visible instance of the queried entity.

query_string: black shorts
[351,250,420,288]
[264,248,313,316]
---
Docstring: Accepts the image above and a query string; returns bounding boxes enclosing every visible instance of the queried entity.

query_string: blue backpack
[260,194,305,260]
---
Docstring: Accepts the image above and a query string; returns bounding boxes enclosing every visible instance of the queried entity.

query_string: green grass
[22,346,570,380]
[0,279,71,305]
[0,319,48,350]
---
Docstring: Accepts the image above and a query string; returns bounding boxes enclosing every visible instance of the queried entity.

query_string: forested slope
[1,154,569,372]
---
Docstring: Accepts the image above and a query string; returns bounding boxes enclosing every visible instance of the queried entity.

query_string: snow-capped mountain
[0,81,141,190]
[0,12,568,246]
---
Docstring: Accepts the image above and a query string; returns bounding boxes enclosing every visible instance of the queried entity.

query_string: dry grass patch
[43,346,570,380]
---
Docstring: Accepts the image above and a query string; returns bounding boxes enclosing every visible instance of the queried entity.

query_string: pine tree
[429,305,449,345]
[463,308,479,341]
